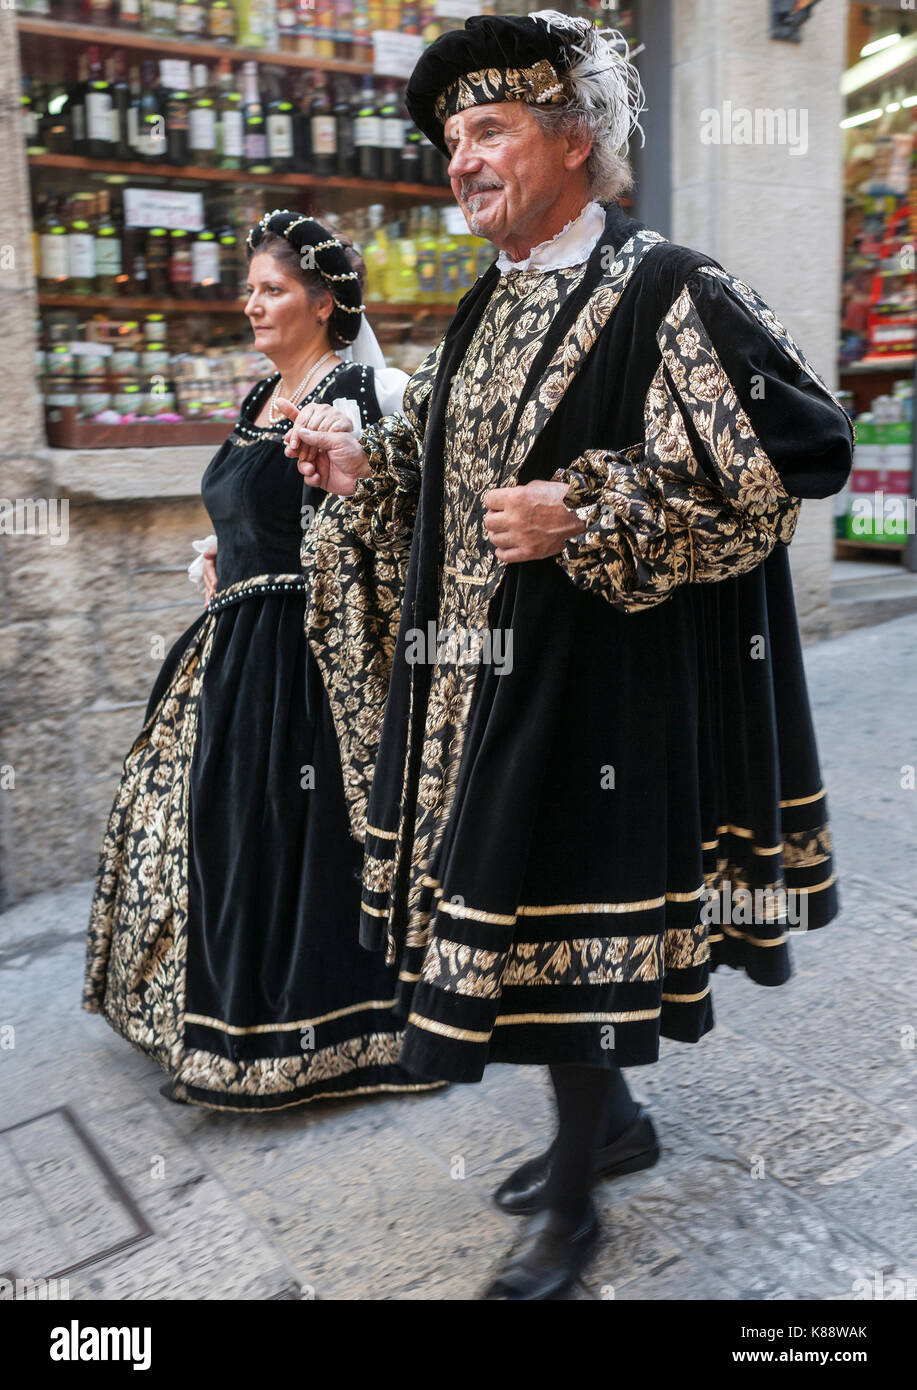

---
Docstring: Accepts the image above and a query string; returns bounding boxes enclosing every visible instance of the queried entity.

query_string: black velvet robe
[304,199,855,1084]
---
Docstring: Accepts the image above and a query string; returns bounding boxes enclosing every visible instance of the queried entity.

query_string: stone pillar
[0,14,210,910]
[670,0,849,639]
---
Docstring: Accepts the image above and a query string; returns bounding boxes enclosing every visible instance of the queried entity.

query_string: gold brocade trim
[184,998,399,1034]
[661,987,711,1004]
[516,897,667,915]
[438,898,517,926]
[434,58,566,123]
[494,1010,662,1026]
[407,1013,493,1043]
[795,874,837,894]
[83,619,216,1074]
[442,565,488,585]
[177,1079,444,1114]
[721,924,787,946]
[361,899,390,918]
[177,1030,411,1097]
[366,822,398,840]
[780,787,825,808]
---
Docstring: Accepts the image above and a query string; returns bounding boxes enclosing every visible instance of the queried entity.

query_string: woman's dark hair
[246,227,367,351]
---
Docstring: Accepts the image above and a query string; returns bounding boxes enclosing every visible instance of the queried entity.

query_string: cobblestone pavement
[2,614,916,1302]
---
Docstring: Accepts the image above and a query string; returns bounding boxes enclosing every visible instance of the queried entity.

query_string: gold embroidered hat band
[433,56,567,123]
[245,209,365,345]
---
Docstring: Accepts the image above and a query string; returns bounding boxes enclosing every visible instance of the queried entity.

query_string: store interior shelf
[37,292,459,316]
[16,16,374,74]
[27,154,453,201]
[839,357,916,373]
[836,537,907,553]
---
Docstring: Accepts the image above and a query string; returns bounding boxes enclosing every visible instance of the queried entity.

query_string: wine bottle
[126,64,142,158]
[110,52,132,162]
[169,227,194,298]
[267,75,295,173]
[242,61,271,174]
[333,77,355,179]
[147,0,177,35]
[85,47,114,160]
[218,218,241,301]
[94,190,124,296]
[216,58,244,171]
[137,61,167,163]
[118,0,143,28]
[207,0,237,42]
[400,121,421,187]
[191,226,220,299]
[39,198,70,291]
[354,76,380,182]
[146,225,170,295]
[379,81,403,182]
[309,76,336,178]
[67,195,97,296]
[292,74,313,174]
[165,84,191,166]
[41,83,71,156]
[190,63,218,168]
[66,53,90,158]
[175,0,207,37]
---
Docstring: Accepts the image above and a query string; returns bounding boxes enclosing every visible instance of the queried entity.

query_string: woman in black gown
[83,210,439,1110]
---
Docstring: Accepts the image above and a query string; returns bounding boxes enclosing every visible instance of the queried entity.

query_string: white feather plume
[528,8,647,153]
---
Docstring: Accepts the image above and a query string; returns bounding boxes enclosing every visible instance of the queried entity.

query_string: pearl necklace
[268,351,338,424]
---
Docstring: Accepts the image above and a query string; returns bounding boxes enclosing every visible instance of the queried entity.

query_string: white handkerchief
[188,534,218,588]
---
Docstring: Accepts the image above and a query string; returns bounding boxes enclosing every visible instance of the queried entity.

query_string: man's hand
[275,397,372,495]
[483,480,587,563]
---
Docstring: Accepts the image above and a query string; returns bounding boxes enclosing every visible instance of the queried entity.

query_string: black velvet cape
[306,200,855,1085]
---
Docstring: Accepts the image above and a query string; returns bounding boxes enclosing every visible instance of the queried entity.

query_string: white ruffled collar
[496,200,606,275]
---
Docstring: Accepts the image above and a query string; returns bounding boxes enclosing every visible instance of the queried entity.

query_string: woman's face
[243,252,331,360]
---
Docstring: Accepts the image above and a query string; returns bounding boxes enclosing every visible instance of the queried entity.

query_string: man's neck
[501,192,594,263]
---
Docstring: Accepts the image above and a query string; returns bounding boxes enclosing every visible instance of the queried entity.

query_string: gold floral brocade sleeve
[555,277,802,613]
[345,338,445,554]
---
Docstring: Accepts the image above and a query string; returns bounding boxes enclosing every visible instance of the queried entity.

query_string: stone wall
[0,14,209,910]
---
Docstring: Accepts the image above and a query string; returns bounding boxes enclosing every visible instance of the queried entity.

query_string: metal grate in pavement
[0,1106,153,1284]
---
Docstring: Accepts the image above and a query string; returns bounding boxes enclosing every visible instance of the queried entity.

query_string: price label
[442,205,469,235]
[123,188,205,232]
[372,31,424,79]
[434,0,480,17]
[159,59,192,91]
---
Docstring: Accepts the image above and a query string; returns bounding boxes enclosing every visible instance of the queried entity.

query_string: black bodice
[201,361,380,589]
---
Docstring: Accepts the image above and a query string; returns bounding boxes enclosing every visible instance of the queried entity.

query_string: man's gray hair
[528,9,646,203]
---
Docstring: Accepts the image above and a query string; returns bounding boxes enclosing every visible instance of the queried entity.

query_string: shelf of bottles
[18,0,639,443]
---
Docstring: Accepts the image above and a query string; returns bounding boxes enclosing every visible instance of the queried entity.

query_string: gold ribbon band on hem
[183,998,400,1034]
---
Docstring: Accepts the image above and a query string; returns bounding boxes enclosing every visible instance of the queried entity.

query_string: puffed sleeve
[555,264,855,612]
[345,339,444,554]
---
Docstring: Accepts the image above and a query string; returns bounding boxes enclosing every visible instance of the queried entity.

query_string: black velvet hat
[405,14,578,157]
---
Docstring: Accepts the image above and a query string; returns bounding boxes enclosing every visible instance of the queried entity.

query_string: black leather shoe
[494,1104,660,1216]
[482,1201,600,1300]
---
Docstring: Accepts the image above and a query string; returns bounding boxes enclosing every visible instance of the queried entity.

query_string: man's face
[444,102,582,251]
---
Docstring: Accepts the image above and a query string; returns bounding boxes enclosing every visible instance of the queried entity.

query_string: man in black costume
[282,10,854,1298]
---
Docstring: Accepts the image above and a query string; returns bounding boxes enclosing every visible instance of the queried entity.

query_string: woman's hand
[281,400,354,436]
[202,548,218,604]
[276,397,372,495]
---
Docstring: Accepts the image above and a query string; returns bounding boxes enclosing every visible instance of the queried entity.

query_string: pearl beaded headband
[246,209,366,344]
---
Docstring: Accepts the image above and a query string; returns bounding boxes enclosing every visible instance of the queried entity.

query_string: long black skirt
[83,573,440,1110]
